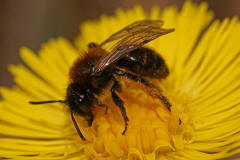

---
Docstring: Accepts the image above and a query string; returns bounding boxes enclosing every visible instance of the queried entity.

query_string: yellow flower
[1,1,240,160]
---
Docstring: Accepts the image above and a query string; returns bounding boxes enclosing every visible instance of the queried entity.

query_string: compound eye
[88,42,98,48]
[78,94,85,102]
[79,94,85,99]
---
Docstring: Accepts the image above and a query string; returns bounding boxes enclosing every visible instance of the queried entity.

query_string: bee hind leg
[111,77,129,135]
[114,68,171,111]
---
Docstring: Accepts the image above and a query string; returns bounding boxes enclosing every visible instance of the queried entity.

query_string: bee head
[66,83,90,114]
[29,82,90,141]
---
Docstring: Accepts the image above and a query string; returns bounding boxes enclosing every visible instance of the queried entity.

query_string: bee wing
[92,20,174,74]
[99,20,164,46]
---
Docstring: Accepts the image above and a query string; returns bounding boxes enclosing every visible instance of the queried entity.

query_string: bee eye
[79,94,85,99]
[88,42,98,48]
[78,94,85,103]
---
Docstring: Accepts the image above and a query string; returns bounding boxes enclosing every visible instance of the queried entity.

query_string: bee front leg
[114,68,171,111]
[111,77,129,135]
[86,89,108,114]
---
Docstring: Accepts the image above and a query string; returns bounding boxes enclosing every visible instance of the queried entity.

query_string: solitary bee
[30,20,174,141]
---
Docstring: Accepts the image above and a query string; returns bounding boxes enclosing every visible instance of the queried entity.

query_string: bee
[29,20,174,141]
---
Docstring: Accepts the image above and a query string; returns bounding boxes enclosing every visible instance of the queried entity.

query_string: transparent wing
[99,20,164,46]
[92,20,174,74]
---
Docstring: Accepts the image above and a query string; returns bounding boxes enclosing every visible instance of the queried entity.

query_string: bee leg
[70,109,86,141]
[114,68,171,111]
[111,77,129,135]
[86,90,108,114]
[95,100,108,114]
[87,112,94,126]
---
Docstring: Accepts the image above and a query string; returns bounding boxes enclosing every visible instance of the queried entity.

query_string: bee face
[66,83,89,113]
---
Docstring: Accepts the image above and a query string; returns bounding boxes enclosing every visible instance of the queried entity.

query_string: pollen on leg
[70,80,194,159]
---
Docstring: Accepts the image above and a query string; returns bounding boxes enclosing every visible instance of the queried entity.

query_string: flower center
[69,80,194,159]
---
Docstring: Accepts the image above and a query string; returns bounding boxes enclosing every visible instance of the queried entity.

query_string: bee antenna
[70,109,86,141]
[29,100,66,105]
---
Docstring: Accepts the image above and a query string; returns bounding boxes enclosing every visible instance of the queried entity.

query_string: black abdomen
[117,47,169,79]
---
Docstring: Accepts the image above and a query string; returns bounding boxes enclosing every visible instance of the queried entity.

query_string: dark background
[1,0,239,87]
